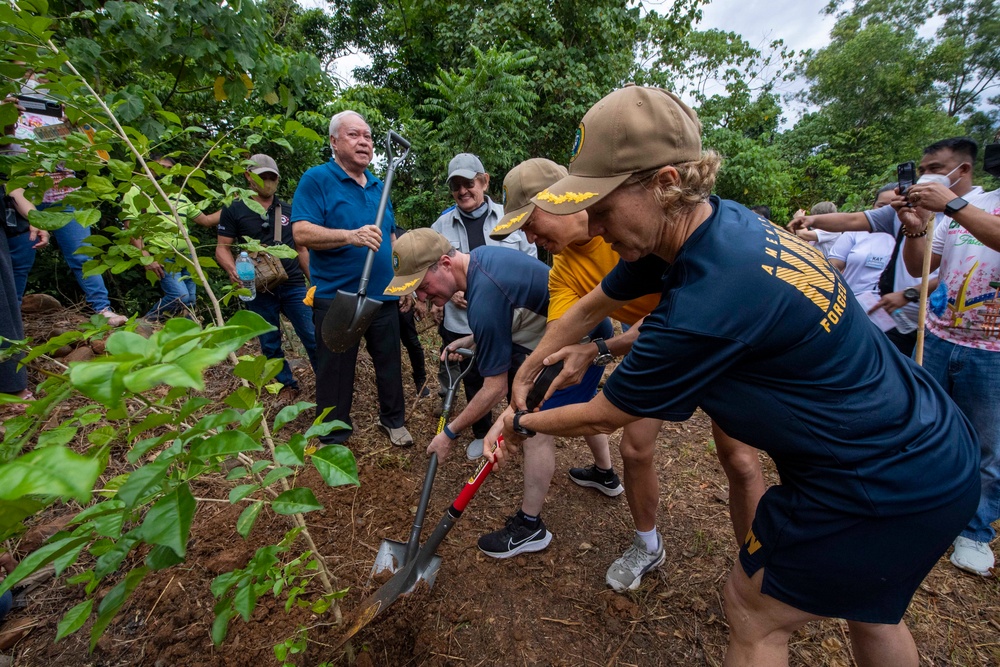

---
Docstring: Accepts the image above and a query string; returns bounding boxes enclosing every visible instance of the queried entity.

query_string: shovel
[321,130,411,352]
[334,361,562,649]
[370,348,476,589]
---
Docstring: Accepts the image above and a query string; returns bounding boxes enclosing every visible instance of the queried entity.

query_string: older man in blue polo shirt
[291,110,412,447]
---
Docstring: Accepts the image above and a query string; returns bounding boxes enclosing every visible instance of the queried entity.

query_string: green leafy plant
[0,2,356,661]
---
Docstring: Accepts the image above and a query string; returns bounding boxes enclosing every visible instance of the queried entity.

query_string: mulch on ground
[3,305,999,666]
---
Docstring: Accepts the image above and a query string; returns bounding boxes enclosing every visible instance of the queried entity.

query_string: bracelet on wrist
[442,424,458,440]
[902,225,928,238]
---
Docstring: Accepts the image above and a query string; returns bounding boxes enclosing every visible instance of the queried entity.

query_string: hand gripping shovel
[321,130,411,352]
[334,361,564,649]
[370,348,476,586]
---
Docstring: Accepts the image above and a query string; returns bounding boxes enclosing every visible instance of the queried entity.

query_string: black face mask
[985,143,1000,178]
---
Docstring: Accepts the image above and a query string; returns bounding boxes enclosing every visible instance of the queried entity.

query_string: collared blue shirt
[291,158,398,301]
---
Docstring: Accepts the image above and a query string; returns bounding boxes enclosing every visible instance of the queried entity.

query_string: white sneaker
[606,533,665,592]
[950,536,995,577]
[99,309,127,327]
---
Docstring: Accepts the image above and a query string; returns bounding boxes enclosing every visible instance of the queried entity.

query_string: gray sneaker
[379,421,414,447]
[606,534,665,592]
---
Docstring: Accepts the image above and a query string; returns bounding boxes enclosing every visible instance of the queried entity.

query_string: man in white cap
[217,154,317,402]
[486,85,979,665]
[430,153,536,451]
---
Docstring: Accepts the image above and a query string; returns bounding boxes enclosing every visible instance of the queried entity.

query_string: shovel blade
[371,539,441,594]
[371,539,407,578]
[322,290,382,352]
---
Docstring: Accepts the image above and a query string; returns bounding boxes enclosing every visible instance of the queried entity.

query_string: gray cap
[248,154,279,177]
[447,153,484,183]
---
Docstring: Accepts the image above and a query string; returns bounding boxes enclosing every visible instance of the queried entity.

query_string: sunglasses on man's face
[449,178,477,192]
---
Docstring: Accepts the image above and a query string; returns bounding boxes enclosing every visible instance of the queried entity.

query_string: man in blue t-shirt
[490,85,980,665]
[291,111,411,447]
[384,228,614,559]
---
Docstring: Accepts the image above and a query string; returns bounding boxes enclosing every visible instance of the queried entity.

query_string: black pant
[398,304,427,390]
[313,298,405,444]
[438,324,491,439]
[885,327,918,358]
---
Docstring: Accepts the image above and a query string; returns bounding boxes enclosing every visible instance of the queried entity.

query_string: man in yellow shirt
[492,159,765,591]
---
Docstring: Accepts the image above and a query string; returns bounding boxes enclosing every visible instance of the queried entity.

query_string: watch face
[946,197,968,215]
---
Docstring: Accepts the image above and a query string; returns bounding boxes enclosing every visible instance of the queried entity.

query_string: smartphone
[16,95,63,118]
[897,161,916,196]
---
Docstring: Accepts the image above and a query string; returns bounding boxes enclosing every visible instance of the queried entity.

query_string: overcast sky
[698,0,836,55]
[321,0,840,122]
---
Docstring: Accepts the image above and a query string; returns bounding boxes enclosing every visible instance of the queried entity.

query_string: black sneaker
[477,514,552,558]
[569,464,624,497]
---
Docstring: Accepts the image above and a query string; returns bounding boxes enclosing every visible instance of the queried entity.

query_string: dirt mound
[3,310,999,666]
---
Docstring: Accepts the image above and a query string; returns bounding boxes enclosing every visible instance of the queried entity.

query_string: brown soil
[4,308,999,666]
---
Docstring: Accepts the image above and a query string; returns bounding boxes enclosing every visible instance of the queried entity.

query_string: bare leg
[713,421,767,545]
[723,563,821,667]
[846,620,918,667]
[619,419,662,532]
[521,433,556,516]
[584,433,613,470]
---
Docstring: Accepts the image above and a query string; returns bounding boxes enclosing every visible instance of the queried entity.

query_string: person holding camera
[893,137,1000,578]
[788,183,939,357]
[216,154,316,403]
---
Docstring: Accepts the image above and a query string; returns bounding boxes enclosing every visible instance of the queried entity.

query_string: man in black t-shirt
[216,154,317,399]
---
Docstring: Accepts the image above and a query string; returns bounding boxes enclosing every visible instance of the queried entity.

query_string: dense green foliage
[1,0,998,661]
[9,0,999,311]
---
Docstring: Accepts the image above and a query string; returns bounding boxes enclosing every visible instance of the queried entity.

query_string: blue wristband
[442,424,458,440]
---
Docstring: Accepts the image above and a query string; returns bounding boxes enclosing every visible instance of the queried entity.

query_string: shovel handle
[357,130,411,298]
[451,359,557,512]
[452,438,501,514]
[388,130,411,150]
[404,452,438,564]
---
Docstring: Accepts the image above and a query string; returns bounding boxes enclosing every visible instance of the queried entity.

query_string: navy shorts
[739,476,979,624]
[539,318,613,411]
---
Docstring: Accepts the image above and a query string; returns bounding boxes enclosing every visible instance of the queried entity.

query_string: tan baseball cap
[384,228,454,296]
[490,159,568,239]
[532,85,701,215]
[248,154,279,177]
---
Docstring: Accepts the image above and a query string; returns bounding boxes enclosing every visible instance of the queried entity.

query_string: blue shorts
[541,318,612,410]
[739,476,979,624]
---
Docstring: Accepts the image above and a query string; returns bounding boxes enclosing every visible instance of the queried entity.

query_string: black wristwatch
[592,338,614,367]
[903,287,920,303]
[945,197,968,216]
[512,410,536,437]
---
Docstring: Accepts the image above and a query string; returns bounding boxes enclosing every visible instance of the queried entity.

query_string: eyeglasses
[449,178,477,193]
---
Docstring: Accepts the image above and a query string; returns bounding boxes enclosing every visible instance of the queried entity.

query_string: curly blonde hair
[626,151,722,217]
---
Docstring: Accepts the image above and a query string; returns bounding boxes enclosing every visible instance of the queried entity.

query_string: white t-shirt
[828,231,897,297]
[813,229,842,258]
[927,186,1000,350]
[863,205,939,330]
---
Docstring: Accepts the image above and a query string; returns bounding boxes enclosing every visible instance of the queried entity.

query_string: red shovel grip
[452,436,502,513]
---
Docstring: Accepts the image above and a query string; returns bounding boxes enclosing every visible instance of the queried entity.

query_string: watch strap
[512,410,536,437]
[593,338,610,357]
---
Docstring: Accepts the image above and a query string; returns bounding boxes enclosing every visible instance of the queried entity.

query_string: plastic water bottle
[235,251,256,301]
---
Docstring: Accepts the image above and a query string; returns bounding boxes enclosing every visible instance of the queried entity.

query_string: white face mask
[916,163,962,188]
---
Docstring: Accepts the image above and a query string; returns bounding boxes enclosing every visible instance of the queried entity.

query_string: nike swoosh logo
[508,531,539,549]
